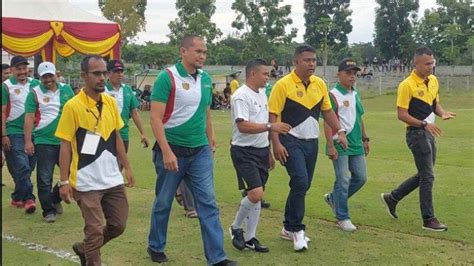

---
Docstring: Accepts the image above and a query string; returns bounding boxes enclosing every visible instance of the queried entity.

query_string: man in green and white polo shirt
[323,58,370,232]
[147,35,235,265]
[2,56,40,214]
[24,61,75,222]
[105,60,149,154]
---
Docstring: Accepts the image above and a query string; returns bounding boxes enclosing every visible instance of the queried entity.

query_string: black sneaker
[229,227,246,250]
[422,218,448,232]
[380,193,398,219]
[261,199,270,209]
[72,242,86,266]
[147,247,168,263]
[245,238,269,253]
[212,259,238,266]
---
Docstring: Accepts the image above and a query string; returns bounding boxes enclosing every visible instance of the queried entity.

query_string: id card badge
[81,131,101,155]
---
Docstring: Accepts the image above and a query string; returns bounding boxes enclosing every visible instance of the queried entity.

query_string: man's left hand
[363,141,370,156]
[442,111,456,120]
[141,135,149,148]
[337,132,349,150]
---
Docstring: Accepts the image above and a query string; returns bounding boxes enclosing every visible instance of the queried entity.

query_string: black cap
[338,58,361,72]
[107,60,124,72]
[10,56,29,67]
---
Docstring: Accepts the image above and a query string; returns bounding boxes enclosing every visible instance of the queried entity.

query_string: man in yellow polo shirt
[55,55,135,265]
[381,46,456,232]
[268,45,347,251]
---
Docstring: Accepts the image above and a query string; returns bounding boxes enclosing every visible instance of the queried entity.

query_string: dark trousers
[73,185,129,266]
[35,144,62,216]
[391,129,436,220]
[280,134,318,232]
[4,134,36,201]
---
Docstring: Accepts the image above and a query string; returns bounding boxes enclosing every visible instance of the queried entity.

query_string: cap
[38,62,56,77]
[107,60,124,72]
[10,56,29,67]
[338,58,361,72]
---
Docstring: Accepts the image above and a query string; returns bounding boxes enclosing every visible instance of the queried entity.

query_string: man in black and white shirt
[228,59,291,253]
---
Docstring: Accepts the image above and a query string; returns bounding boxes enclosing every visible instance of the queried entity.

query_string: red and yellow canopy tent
[2,0,121,63]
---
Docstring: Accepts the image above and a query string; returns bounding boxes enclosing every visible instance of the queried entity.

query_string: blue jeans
[4,134,36,201]
[148,145,226,264]
[328,155,367,221]
[35,144,62,216]
[280,134,318,232]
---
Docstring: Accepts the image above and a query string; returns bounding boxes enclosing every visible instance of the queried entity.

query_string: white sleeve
[232,97,250,122]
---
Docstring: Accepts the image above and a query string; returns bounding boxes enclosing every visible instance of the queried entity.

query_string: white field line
[2,233,80,264]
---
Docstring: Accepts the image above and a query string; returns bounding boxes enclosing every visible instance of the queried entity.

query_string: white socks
[232,196,254,229]
[244,200,261,241]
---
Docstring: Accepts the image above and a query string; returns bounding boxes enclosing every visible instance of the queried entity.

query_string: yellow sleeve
[434,77,440,103]
[55,102,77,142]
[268,80,287,116]
[320,81,332,111]
[396,81,411,109]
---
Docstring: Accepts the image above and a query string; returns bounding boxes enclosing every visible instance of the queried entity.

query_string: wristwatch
[420,121,428,129]
[266,123,272,131]
[58,180,69,187]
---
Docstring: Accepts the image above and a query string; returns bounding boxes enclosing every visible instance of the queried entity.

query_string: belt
[407,126,424,131]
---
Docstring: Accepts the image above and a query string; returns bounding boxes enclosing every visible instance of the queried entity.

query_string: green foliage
[374,0,419,59]
[168,0,222,44]
[138,42,178,68]
[231,0,297,62]
[414,0,473,65]
[98,0,147,44]
[304,0,352,49]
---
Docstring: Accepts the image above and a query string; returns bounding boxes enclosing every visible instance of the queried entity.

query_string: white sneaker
[337,219,357,232]
[292,230,308,251]
[280,227,311,242]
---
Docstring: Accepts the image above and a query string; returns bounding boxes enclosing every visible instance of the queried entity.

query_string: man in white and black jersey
[228,59,291,253]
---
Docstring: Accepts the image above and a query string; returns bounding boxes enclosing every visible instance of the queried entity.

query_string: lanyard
[86,96,103,133]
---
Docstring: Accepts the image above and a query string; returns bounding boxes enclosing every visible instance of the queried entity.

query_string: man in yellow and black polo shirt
[381,46,456,232]
[56,55,135,266]
[268,45,348,251]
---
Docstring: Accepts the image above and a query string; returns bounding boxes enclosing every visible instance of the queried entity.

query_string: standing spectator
[323,59,369,232]
[230,74,240,95]
[2,64,11,82]
[105,59,149,156]
[285,58,291,73]
[56,55,135,266]
[56,70,66,83]
[372,57,380,72]
[141,85,151,111]
[381,47,456,232]
[229,59,291,253]
[2,56,39,213]
[147,35,236,265]
[268,45,347,251]
[24,61,74,222]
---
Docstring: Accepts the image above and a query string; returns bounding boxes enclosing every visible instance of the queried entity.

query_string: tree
[168,0,222,44]
[374,0,419,59]
[138,42,178,68]
[98,0,147,44]
[231,0,297,62]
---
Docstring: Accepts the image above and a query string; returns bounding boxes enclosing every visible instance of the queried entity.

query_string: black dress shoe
[148,247,168,263]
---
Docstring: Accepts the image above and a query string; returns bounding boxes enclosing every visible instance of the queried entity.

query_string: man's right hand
[271,122,292,134]
[163,150,179,172]
[327,145,338,160]
[425,123,442,137]
[59,184,73,204]
[25,140,35,156]
[2,136,11,151]
[273,143,289,165]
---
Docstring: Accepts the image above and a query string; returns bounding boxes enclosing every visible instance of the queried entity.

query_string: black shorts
[230,145,270,191]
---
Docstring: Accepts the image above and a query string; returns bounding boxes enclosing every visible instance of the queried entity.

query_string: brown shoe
[422,218,448,232]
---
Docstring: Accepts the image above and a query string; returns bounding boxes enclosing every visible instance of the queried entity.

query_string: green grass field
[3,90,474,265]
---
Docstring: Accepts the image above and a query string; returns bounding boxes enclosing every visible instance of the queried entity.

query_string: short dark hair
[2,64,10,70]
[180,35,204,49]
[81,55,105,72]
[294,44,316,60]
[414,46,433,58]
[245,59,268,77]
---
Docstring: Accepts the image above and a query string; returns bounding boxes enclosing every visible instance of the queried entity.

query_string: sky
[69,0,439,45]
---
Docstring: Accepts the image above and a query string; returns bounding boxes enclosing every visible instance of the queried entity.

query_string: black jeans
[391,128,436,220]
[35,144,62,216]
